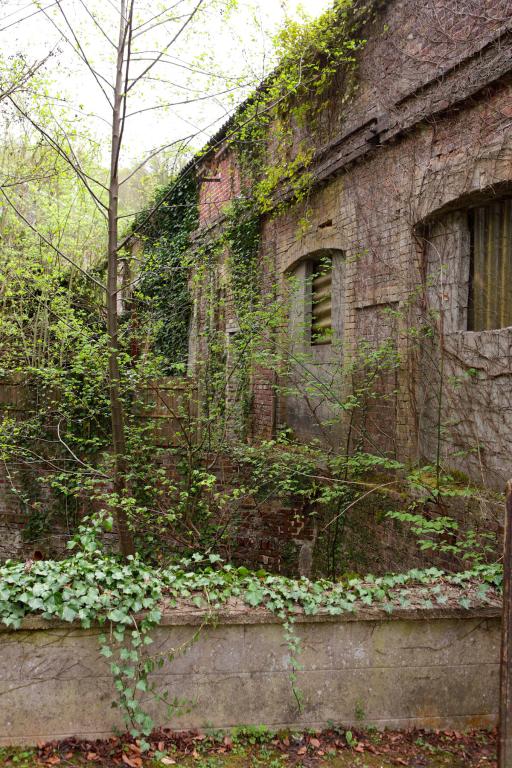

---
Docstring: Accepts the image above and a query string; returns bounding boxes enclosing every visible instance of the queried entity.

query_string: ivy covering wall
[135,173,198,373]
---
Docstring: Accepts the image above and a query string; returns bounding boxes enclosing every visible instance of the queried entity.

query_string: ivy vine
[135,173,198,373]
[0,510,502,748]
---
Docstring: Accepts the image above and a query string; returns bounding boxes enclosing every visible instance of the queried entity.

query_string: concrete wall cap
[4,601,501,632]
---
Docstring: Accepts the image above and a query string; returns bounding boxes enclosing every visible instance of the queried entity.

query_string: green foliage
[0,2,504,745]
[231,0,375,213]
[0,522,501,740]
[136,173,198,373]
[0,209,177,550]
[386,508,496,568]
[223,197,260,316]
[231,726,273,745]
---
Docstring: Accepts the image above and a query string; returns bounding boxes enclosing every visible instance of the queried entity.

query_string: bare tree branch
[131,0,186,34]
[124,84,249,119]
[126,0,205,93]
[0,0,60,33]
[48,0,115,107]
[76,0,117,49]
[119,136,193,187]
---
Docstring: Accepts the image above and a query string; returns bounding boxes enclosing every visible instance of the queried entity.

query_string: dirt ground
[0,726,497,768]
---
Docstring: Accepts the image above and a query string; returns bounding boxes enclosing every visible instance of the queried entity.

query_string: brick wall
[188,0,512,490]
[198,150,240,228]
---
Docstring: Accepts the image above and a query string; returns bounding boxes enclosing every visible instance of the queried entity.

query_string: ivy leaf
[62,606,77,622]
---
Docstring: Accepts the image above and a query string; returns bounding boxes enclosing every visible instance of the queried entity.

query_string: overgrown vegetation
[231,0,377,212]
[135,173,198,373]
[0,0,505,748]
[0,516,502,743]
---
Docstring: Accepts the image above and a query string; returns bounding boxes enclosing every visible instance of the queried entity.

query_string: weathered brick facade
[188,0,512,490]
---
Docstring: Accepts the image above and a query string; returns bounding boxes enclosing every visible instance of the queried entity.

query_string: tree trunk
[106,0,135,557]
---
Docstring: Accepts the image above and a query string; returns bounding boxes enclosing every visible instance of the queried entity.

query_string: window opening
[310,254,333,344]
[468,199,512,331]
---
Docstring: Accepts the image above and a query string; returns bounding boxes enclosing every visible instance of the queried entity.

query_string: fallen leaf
[63,752,73,759]
[309,738,321,748]
[46,757,61,766]
[355,743,365,753]
[122,753,142,768]
[160,758,176,766]
[86,753,100,762]
[297,746,307,755]
[158,742,165,752]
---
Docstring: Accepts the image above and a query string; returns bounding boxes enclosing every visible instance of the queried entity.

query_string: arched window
[287,248,344,349]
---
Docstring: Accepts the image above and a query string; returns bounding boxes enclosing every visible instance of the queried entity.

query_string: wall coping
[6,600,501,632]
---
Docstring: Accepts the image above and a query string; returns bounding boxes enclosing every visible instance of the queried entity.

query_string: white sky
[1,0,331,167]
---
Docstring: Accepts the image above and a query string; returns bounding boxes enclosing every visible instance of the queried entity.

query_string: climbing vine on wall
[231,0,377,213]
[136,173,198,373]
[135,0,378,385]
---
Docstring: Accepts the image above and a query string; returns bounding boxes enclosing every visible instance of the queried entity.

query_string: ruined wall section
[0,381,75,561]
[338,0,511,136]
[263,77,512,484]
[197,149,241,229]
[413,81,512,487]
[192,0,512,461]
[1,606,500,744]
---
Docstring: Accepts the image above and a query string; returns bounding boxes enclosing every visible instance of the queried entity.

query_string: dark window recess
[468,199,512,331]
[311,256,333,344]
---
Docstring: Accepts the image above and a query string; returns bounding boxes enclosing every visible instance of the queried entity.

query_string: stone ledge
[9,600,501,632]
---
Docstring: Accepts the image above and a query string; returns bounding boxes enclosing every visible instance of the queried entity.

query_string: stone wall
[264,78,512,483]
[0,604,500,745]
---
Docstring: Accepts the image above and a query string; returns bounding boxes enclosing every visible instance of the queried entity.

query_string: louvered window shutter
[468,200,512,331]
[311,256,333,344]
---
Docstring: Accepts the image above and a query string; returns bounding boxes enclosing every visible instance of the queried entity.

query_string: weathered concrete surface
[0,606,500,745]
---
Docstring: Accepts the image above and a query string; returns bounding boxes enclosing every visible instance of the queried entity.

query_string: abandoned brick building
[1,0,512,566]
[181,0,512,490]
